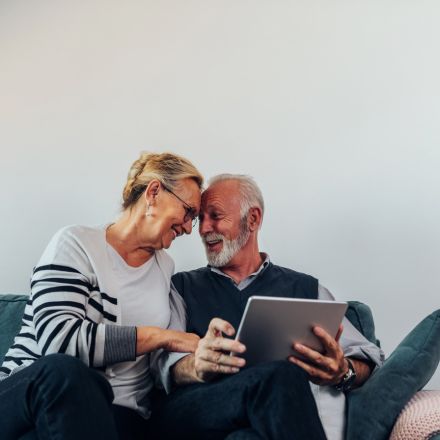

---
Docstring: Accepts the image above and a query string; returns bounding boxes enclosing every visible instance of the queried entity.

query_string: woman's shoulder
[50,224,106,243]
[37,224,106,269]
[154,249,175,273]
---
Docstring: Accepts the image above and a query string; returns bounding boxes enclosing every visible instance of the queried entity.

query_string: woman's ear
[144,180,161,204]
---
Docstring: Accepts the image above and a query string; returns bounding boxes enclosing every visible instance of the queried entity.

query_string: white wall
[1,1,439,387]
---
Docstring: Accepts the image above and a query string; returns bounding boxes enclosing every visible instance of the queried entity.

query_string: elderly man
[151,174,383,440]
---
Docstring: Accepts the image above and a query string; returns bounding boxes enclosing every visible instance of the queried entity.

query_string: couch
[1,294,439,440]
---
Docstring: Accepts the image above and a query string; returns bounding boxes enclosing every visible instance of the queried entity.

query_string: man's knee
[250,360,308,385]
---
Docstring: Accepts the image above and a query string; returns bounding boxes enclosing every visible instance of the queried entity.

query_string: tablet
[234,296,348,366]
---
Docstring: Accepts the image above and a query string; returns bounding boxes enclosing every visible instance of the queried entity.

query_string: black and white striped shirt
[0,225,174,383]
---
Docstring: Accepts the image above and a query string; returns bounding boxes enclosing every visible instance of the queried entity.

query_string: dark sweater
[171,262,318,337]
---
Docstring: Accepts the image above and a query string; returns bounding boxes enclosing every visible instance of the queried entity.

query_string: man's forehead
[201,180,240,207]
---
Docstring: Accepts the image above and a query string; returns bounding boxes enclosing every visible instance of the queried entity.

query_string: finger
[292,342,333,370]
[335,324,344,342]
[288,356,333,381]
[199,350,246,368]
[207,318,236,338]
[208,337,246,354]
[312,326,341,356]
[196,359,241,375]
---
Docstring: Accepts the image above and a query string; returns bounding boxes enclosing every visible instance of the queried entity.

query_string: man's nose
[199,217,212,235]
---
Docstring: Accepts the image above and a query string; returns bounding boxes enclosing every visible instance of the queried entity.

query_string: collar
[209,252,270,284]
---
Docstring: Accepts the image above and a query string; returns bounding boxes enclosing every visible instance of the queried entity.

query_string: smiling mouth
[204,238,223,251]
[171,226,182,239]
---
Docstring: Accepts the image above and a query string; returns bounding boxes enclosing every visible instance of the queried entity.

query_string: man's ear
[144,180,161,204]
[248,207,262,231]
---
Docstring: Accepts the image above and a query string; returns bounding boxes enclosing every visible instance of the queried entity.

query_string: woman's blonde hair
[122,152,204,210]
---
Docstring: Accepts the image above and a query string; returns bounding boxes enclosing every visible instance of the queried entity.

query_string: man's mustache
[202,233,225,245]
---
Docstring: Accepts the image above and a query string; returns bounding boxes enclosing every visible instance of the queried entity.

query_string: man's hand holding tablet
[191,296,358,388]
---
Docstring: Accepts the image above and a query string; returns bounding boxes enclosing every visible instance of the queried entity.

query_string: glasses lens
[184,207,197,226]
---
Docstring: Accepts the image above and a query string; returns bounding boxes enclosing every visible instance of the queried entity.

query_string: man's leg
[151,360,327,440]
[224,429,263,440]
[0,353,118,440]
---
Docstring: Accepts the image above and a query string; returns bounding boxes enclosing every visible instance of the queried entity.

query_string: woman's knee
[35,354,113,400]
[38,353,88,382]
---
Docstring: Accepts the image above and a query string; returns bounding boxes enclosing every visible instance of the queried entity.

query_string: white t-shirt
[105,243,171,418]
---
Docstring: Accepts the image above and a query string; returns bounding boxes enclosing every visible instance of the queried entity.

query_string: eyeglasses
[162,184,198,227]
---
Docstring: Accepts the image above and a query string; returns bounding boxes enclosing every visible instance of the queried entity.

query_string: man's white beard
[203,221,250,268]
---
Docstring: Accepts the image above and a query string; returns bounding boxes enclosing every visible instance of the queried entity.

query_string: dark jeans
[150,360,327,440]
[0,353,149,440]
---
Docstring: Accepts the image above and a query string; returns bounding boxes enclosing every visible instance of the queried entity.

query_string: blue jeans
[150,360,327,440]
[0,354,120,440]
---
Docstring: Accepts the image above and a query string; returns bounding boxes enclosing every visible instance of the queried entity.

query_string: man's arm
[319,284,384,369]
[172,354,200,385]
[150,283,193,392]
[289,323,373,389]
[288,284,384,389]
[348,358,374,388]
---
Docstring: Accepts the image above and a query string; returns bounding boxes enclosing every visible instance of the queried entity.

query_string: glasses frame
[162,184,198,227]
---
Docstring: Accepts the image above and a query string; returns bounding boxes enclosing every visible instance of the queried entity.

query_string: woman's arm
[136,326,199,355]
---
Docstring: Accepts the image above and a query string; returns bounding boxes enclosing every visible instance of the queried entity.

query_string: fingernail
[232,367,240,373]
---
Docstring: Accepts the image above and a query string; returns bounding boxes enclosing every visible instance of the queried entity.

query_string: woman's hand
[161,329,200,353]
[136,326,200,355]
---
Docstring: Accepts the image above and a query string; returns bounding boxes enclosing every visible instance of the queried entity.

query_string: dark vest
[172,263,318,337]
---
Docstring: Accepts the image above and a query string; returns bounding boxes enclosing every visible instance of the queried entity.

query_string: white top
[105,242,171,417]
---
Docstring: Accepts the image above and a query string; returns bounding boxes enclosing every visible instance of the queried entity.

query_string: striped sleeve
[31,263,107,367]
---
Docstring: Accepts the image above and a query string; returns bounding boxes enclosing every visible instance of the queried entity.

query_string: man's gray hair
[208,174,265,220]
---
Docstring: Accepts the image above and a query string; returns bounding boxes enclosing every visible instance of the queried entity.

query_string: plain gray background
[1,1,439,388]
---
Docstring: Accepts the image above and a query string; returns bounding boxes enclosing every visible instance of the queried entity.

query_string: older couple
[0,152,383,440]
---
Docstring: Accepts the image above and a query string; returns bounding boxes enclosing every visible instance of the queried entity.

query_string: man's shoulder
[268,263,318,282]
[266,263,319,299]
[172,266,211,281]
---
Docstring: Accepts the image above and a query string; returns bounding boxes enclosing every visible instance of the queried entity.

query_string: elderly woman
[0,152,203,440]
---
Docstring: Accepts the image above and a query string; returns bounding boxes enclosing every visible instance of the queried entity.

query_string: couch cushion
[346,301,380,346]
[0,294,28,364]
[346,309,440,440]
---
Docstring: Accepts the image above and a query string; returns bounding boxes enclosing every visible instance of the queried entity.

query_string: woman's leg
[0,353,118,440]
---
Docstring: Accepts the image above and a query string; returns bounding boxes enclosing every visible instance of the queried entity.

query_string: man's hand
[194,318,246,382]
[288,324,349,386]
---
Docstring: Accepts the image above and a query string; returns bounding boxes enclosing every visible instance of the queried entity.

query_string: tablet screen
[234,296,347,366]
